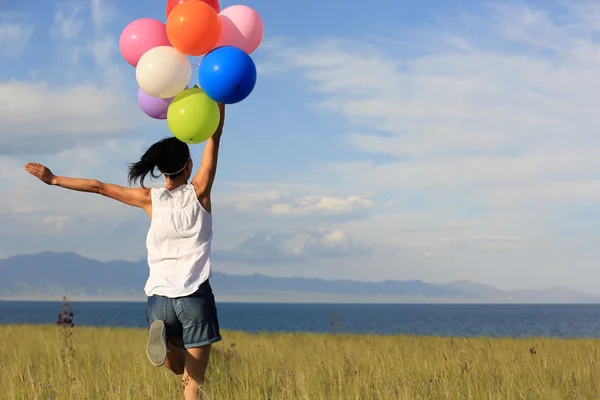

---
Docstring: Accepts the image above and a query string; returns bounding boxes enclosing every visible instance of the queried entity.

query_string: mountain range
[0,251,598,303]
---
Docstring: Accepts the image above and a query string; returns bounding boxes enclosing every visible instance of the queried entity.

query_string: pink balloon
[214,5,264,54]
[119,18,172,67]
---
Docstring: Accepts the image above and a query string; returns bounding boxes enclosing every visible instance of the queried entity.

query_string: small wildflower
[57,296,75,369]
[529,347,537,356]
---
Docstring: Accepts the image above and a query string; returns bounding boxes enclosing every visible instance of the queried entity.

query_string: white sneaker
[146,320,167,367]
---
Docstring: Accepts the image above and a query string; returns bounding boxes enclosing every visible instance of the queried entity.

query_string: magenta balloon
[137,88,173,119]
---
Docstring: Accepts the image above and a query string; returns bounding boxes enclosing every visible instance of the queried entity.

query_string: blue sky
[3,0,600,294]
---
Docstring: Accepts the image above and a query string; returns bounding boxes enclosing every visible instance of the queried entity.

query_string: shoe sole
[146,320,167,367]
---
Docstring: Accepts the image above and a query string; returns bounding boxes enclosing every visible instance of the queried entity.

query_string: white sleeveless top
[144,184,212,297]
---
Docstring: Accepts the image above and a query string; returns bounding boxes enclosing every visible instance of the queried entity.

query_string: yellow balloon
[167,87,220,144]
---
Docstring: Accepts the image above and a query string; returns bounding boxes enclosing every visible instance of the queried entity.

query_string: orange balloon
[166,1,221,56]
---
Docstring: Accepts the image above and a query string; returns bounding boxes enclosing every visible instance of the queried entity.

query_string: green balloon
[167,87,220,144]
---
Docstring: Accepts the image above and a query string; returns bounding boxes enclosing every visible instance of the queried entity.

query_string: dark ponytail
[128,137,190,188]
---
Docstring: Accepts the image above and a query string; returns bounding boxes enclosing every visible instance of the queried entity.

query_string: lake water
[2,301,600,338]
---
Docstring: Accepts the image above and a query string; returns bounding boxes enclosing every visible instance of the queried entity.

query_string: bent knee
[166,365,184,376]
[164,345,186,375]
[164,360,184,375]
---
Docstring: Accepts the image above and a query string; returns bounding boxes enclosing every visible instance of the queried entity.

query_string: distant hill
[0,251,598,303]
[440,280,504,298]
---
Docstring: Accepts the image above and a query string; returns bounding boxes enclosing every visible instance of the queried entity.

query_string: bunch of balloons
[119,0,264,144]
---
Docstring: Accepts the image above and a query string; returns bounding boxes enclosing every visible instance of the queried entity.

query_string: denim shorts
[145,280,222,349]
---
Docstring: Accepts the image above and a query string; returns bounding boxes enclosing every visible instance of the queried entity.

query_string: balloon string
[191,56,203,68]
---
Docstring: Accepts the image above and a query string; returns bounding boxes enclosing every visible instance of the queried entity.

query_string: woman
[25,104,226,400]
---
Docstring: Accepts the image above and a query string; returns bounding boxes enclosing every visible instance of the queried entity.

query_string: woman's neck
[165,178,187,191]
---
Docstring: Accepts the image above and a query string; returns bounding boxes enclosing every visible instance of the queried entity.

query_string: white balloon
[136,46,191,99]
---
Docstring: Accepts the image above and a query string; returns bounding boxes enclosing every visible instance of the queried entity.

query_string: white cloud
[0,22,33,57]
[264,4,600,206]
[0,80,143,152]
[0,1,144,155]
[270,194,373,215]
[303,229,372,258]
[51,7,84,39]
[252,2,600,292]
[90,34,118,66]
[43,215,70,230]
[216,186,375,216]
[217,228,370,264]
[90,0,118,28]
[50,0,127,83]
[91,0,103,27]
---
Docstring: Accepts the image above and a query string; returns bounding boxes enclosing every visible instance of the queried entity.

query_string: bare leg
[164,338,186,375]
[182,345,212,400]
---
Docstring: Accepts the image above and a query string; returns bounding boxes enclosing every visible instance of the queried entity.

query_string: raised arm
[191,103,225,213]
[24,162,152,216]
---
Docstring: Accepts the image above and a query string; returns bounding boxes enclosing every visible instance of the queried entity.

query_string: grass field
[1,325,600,399]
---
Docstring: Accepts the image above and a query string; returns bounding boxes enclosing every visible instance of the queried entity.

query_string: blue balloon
[198,46,257,104]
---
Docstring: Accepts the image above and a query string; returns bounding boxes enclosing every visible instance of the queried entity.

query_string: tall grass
[1,324,599,399]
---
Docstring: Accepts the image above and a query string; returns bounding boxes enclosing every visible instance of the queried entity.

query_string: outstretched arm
[192,103,225,213]
[24,162,152,215]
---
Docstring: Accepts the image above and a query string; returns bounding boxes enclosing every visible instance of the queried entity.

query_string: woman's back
[145,183,212,298]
